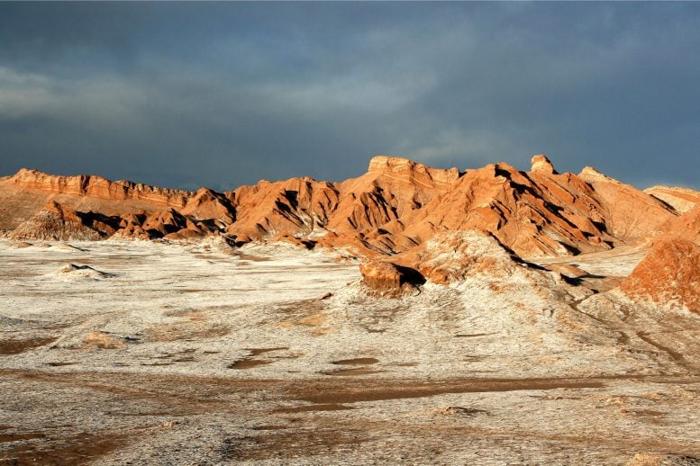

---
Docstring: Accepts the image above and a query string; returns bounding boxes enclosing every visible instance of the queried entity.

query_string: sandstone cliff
[0,155,689,263]
[645,185,700,214]
[620,238,700,313]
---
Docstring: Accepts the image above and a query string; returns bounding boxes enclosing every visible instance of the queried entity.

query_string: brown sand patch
[82,331,126,349]
[321,367,385,377]
[290,377,607,404]
[277,312,332,335]
[235,252,271,262]
[454,333,495,338]
[173,356,197,362]
[625,453,700,466]
[331,357,379,365]
[227,348,289,370]
[0,337,56,355]
[0,431,132,465]
[245,347,289,356]
[144,323,229,342]
[0,369,280,407]
[272,403,353,414]
[274,299,332,335]
[219,428,368,461]
[162,309,208,321]
[435,406,489,417]
[173,357,196,363]
[0,432,45,443]
[228,359,274,370]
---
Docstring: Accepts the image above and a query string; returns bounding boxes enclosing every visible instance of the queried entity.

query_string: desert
[1,154,699,465]
[3,3,700,464]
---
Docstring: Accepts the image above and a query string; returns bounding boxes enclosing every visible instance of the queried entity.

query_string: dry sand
[1,239,699,465]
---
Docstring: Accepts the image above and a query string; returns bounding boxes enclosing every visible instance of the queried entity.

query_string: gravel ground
[1,239,699,465]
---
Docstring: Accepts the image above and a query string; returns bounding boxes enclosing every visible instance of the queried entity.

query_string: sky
[1,2,699,191]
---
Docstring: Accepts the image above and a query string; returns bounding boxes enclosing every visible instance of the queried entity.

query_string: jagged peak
[645,185,700,195]
[579,166,618,184]
[12,167,102,182]
[8,167,191,197]
[367,155,460,185]
[368,155,423,172]
[13,167,42,177]
[530,154,558,175]
[192,186,218,197]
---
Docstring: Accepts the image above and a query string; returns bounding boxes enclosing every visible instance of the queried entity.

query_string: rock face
[645,185,700,214]
[619,239,700,313]
[578,166,676,242]
[8,168,189,208]
[0,154,693,267]
[398,231,522,285]
[530,154,557,175]
[360,260,425,296]
[399,160,617,257]
[226,177,339,243]
[9,201,102,241]
[56,263,115,280]
[658,205,700,244]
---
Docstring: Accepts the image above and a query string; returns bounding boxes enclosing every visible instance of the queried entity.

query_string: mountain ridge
[1,155,697,262]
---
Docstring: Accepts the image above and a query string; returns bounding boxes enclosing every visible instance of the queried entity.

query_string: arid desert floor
[1,239,700,465]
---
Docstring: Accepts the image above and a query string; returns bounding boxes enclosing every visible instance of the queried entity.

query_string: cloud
[0,3,698,190]
[0,66,147,127]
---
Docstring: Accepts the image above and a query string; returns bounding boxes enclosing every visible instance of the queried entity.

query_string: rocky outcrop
[530,154,557,175]
[9,201,102,241]
[181,187,236,223]
[9,168,189,208]
[399,231,521,285]
[366,155,461,186]
[645,185,700,214]
[579,166,676,242]
[401,160,614,257]
[0,155,693,264]
[656,204,700,245]
[360,260,425,296]
[226,177,339,243]
[619,238,700,313]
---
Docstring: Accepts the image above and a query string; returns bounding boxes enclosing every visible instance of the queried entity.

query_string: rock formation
[530,154,558,175]
[619,238,700,313]
[226,177,338,244]
[657,204,700,244]
[1,154,695,271]
[645,185,700,214]
[9,201,102,241]
[7,168,189,208]
[578,166,675,242]
[359,260,425,296]
[396,231,523,285]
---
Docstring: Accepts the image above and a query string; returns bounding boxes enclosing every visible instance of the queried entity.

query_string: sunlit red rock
[619,238,700,313]
[359,260,425,296]
[396,230,522,284]
[645,185,700,214]
[0,155,696,277]
[579,166,675,242]
[530,154,557,175]
[9,201,101,241]
[8,168,189,208]
[658,205,700,244]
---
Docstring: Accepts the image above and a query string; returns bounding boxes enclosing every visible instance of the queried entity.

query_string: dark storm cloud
[1,2,699,190]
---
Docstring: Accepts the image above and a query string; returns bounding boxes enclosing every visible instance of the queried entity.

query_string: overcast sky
[1,3,699,190]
